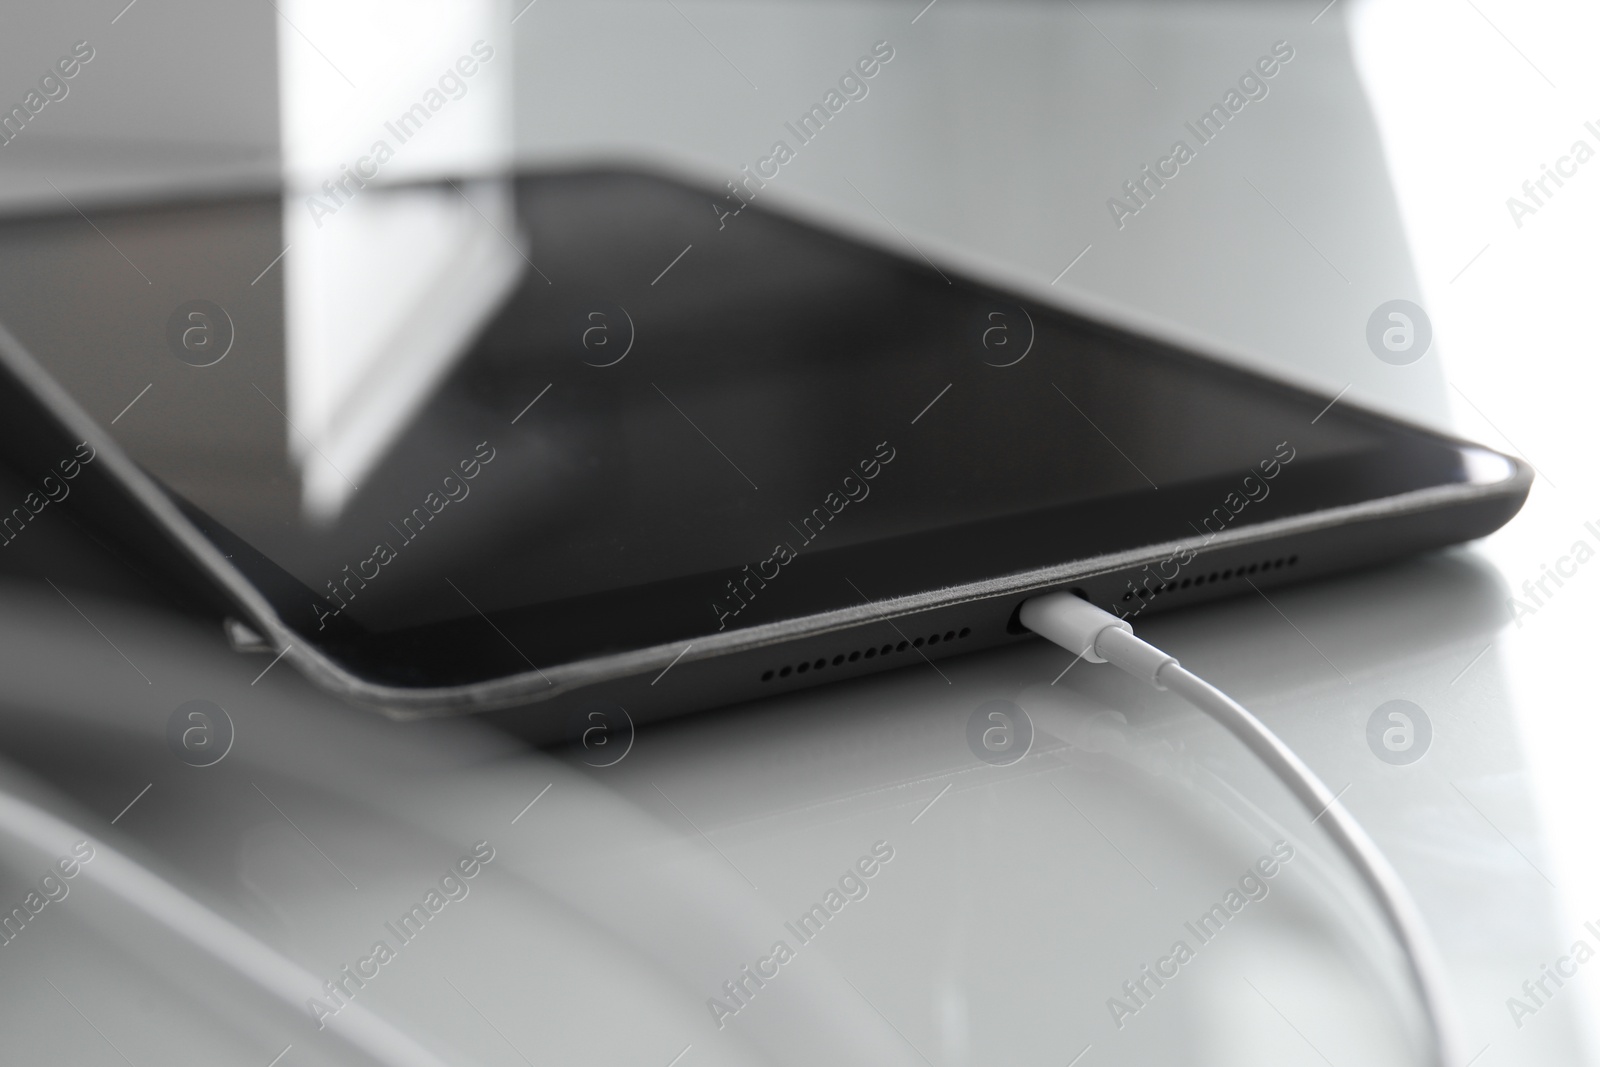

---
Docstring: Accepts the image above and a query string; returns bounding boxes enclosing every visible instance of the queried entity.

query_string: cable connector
[1017,591,1129,664]
[1018,592,1180,686]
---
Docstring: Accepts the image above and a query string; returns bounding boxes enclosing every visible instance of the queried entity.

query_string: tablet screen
[0,169,1477,681]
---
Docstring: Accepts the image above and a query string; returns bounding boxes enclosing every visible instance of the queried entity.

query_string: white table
[0,2,1594,1064]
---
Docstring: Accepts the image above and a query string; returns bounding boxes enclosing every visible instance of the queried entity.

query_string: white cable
[1020,591,1465,1067]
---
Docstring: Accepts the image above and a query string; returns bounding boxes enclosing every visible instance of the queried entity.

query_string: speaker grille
[760,627,973,683]
[1120,554,1299,604]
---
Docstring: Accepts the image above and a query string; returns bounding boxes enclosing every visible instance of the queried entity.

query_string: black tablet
[0,167,1529,726]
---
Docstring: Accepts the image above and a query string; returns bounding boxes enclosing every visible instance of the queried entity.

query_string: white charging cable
[1019,591,1464,1067]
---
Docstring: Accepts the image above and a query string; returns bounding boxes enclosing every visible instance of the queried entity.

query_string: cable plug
[1019,591,1177,687]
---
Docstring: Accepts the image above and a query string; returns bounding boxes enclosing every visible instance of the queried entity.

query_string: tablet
[0,167,1529,724]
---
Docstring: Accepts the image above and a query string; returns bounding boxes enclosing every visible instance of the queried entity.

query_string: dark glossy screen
[0,169,1476,682]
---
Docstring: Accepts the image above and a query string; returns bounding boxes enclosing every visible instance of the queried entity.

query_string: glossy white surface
[0,2,1596,1065]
